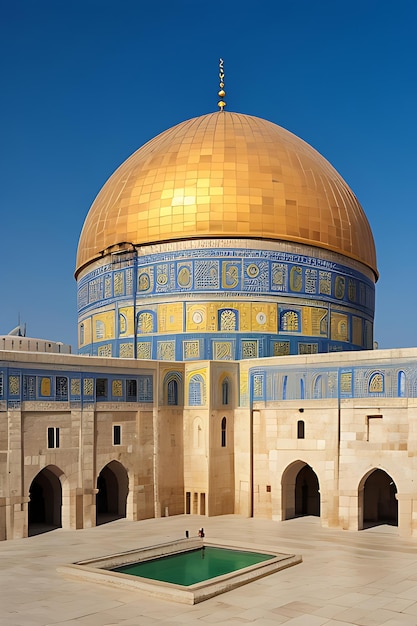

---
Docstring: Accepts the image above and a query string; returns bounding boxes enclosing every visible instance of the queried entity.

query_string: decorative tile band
[77,245,375,316]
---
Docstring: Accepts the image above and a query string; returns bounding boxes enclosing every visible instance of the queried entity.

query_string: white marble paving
[1,515,417,625]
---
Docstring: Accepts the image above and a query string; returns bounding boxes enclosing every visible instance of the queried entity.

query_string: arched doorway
[96,461,128,526]
[295,465,320,516]
[282,461,320,520]
[28,466,62,536]
[360,469,398,529]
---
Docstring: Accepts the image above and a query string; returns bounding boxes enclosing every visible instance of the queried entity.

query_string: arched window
[222,378,229,405]
[369,372,384,393]
[300,378,305,399]
[163,372,183,406]
[167,379,178,405]
[119,313,127,335]
[137,312,154,334]
[282,311,299,331]
[80,323,85,345]
[221,417,227,447]
[219,309,238,331]
[297,420,305,439]
[398,371,406,397]
[313,375,322,399]
[189,374,204,405]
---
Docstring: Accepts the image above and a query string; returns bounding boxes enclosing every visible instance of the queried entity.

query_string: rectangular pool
[59,538,301,604]
[112,546,275,586]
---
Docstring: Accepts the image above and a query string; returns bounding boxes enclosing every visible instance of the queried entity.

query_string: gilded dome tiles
[76,112,377,278]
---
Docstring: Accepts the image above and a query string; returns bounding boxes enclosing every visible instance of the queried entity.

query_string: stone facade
[2,347,417,540]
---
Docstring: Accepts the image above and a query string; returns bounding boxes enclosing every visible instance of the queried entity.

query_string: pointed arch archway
[359,468,398,529]
[281,460,320,520]
[162,371,183,406]
[28,465,64,536]
[96,460,129,526]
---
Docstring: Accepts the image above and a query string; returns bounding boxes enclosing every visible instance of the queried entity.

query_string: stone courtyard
[2,515,417,625]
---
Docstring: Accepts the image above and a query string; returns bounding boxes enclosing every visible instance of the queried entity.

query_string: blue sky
[1,0,416,350]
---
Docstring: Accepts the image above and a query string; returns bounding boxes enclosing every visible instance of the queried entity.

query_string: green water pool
[112,546,274,586]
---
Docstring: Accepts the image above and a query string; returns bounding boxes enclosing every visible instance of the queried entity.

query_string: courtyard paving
[1,515,417,625]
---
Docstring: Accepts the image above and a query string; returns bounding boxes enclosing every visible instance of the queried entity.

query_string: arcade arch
[96,460,129,525]
[281,460,320,520]
[28,465,64,536]
[359,468,398,529]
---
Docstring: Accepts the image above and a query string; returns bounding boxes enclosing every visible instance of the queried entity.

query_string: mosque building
[75,107,377,361]
[1,65,417,541]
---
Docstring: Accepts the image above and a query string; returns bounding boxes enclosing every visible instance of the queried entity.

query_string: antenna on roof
[218,58,226,111]
[8,313,26,337]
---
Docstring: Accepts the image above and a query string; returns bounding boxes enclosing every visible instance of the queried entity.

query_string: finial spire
[218,58,226,111]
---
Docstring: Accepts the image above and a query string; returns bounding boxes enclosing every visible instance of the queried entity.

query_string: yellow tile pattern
[76,112,377,277]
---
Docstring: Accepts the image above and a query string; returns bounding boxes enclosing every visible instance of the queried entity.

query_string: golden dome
[76,112,377,278]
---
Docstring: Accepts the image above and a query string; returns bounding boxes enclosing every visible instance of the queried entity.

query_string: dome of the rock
[76,111,377,360]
